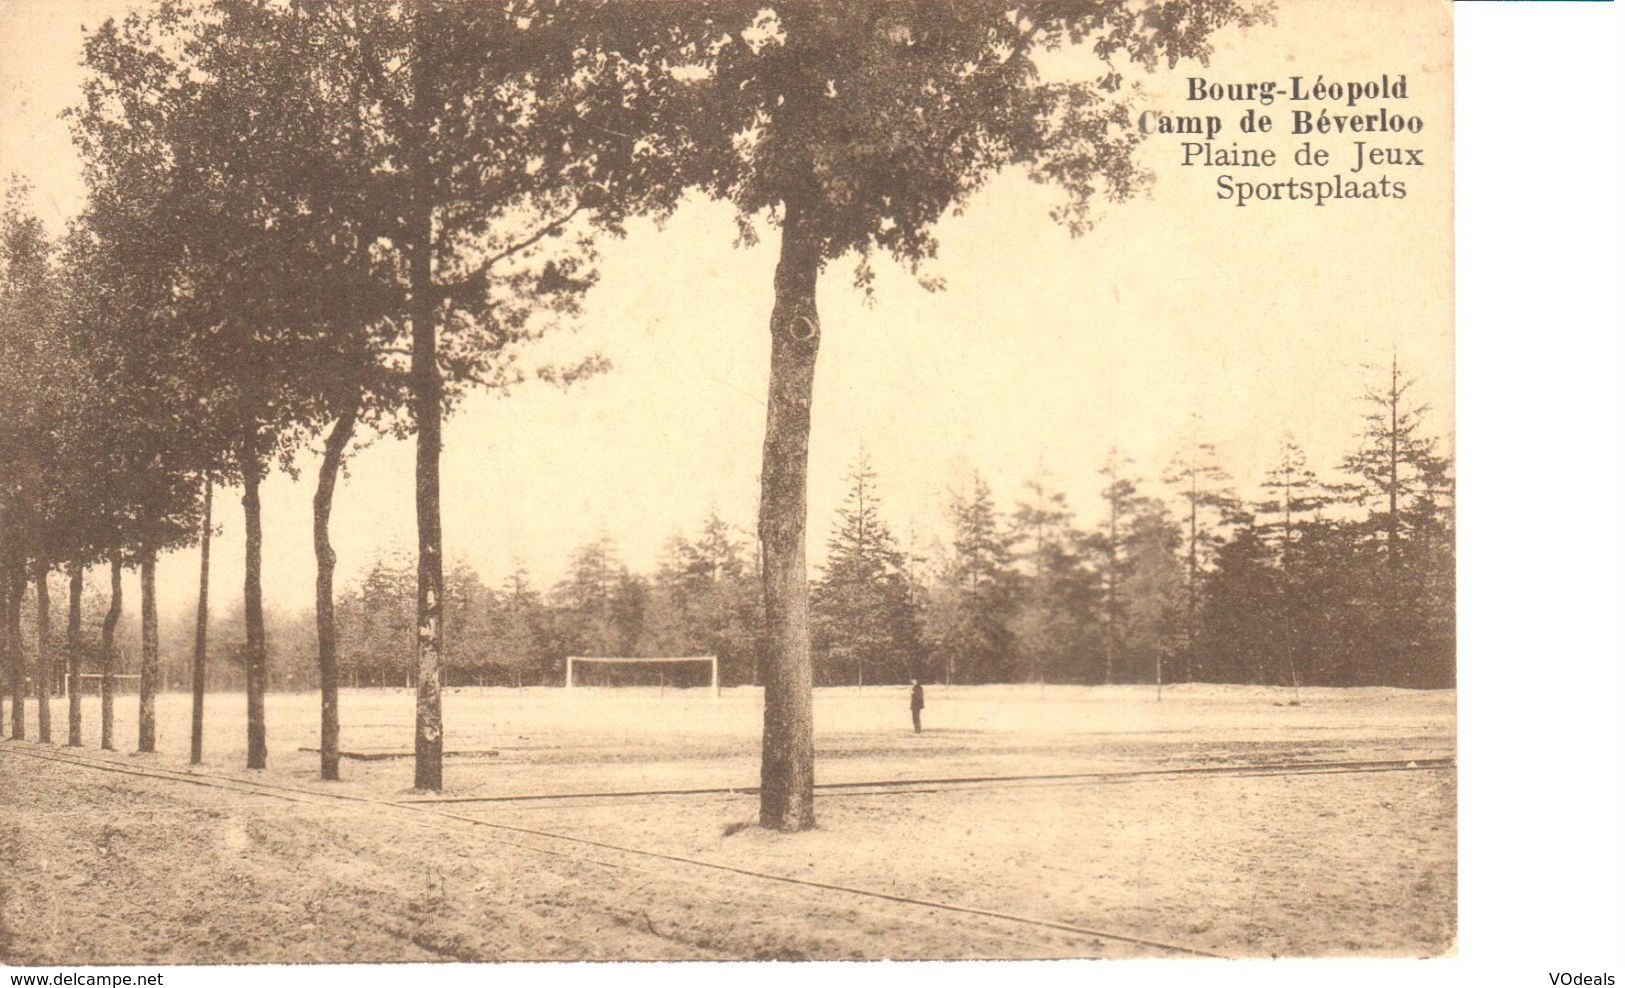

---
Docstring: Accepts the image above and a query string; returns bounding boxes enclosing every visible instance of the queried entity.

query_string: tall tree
[1257,437,1333,561]
[1254,436,1332,688]
[1009,466,1093,684]
[98,558,122,749]
[78,1,615,780]
[930,471,1015,686]
[1340,358,1454,686]
[570,0,1266,828]
[1,181,106,741]
[189,479,212,765]
[1162,416,1235,683]
[1119,497,1182,690]
[174,0,409,778]
[811,450,920,686]
[52,223,147,750]
[643,513,762,687]
[65,565,84,746]
[551,535,640,663]
[1342,357,1454,569]
[1197,509,1281,685]
[148,4,348,769]
[1092,449,1144,685]
[261,1,616,788]
[71,34,218,755]
[33,559,51,741]
[0,180,56,740]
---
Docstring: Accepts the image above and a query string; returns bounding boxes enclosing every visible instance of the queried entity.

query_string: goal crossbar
[564,656,720,697]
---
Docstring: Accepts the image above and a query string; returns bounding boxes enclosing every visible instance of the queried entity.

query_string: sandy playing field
[0,683,1455,962]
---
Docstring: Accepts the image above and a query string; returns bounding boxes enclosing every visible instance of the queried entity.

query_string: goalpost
[77,673,142,694]
[564,656,720,697]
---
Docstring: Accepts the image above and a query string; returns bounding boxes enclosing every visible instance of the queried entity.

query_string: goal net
[77,673,143,694]
[564,656,720,697]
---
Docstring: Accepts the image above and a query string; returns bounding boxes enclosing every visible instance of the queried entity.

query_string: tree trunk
[0,549,7,734]
[67,564,83,746]
[408,19,445,792]
[190,479,212,765]
[101,556,121,750]
[137,551,158,753]
[757,204,821,832]
[0,552,8,735]
[34,559,51,742]
[7,558,24,739]
[315,389,362,782]
[1105,491,1118,686]
[1187,476,1198,683]
[1389,357,1400,570]
[242,435,269,769]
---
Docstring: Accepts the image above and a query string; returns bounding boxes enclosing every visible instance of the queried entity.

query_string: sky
[0,0,1454,620]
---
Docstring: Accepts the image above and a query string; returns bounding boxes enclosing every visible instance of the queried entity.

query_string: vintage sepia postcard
[2,0,1455,966]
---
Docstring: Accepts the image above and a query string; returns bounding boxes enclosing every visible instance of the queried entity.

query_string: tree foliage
[811,451,921,686]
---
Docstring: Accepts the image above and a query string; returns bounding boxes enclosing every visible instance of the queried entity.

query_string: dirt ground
[0,684,1455,963]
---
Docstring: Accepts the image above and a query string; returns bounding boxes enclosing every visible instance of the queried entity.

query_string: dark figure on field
[910,680,924,734]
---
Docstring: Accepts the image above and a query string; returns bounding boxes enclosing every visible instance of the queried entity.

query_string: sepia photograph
[0,0,1597,974]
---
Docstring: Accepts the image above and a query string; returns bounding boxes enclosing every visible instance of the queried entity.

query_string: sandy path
[0,685,1454,963]
[0,749,1163,963]
[7,685,1454,801]
[476,765,1457,958]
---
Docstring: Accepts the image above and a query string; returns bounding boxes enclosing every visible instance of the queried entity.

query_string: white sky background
[0,0,1453,618]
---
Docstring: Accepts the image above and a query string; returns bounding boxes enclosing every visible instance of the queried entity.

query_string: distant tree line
[807,366,1450,691]
[5,356,1452,701]
[301,361,1452,692]
[17,356,1442,696]
[923,362,1452,690]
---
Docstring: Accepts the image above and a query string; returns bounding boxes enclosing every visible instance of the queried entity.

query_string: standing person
[909,680,925,734]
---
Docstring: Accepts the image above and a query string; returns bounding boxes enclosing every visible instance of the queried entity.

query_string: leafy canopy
[558,0,1268,283]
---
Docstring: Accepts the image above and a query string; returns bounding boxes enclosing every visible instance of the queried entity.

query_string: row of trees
[331,517,764,691]
[323,371,1453,693]
[10,357,1445,701]
[1,1,622,785]
[911,363,1454,692]
[3,1,1268,828]
[321,370,1450,693]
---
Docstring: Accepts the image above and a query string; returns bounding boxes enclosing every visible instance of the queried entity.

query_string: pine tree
[1257,437,1335,561]
[1342,357,1453,567]
[1198,510,1282,684]
[345,552,416,688]
[1120,499,1184,691]
[1162,417,1236,682]
[929,472,1015,686]
[642,533,700,660]
[494,562,540,686]
[1340,358,1455,685]
[679,512,762,687]
[1091,450,1144,685]
[812,450,920,686]
[1009,466,1093,684]
[551,535,646,674]
[1254,437,1335,690]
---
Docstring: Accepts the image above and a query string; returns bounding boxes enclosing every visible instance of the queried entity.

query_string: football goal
[77,673,143,694]
[564,656,720,697]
